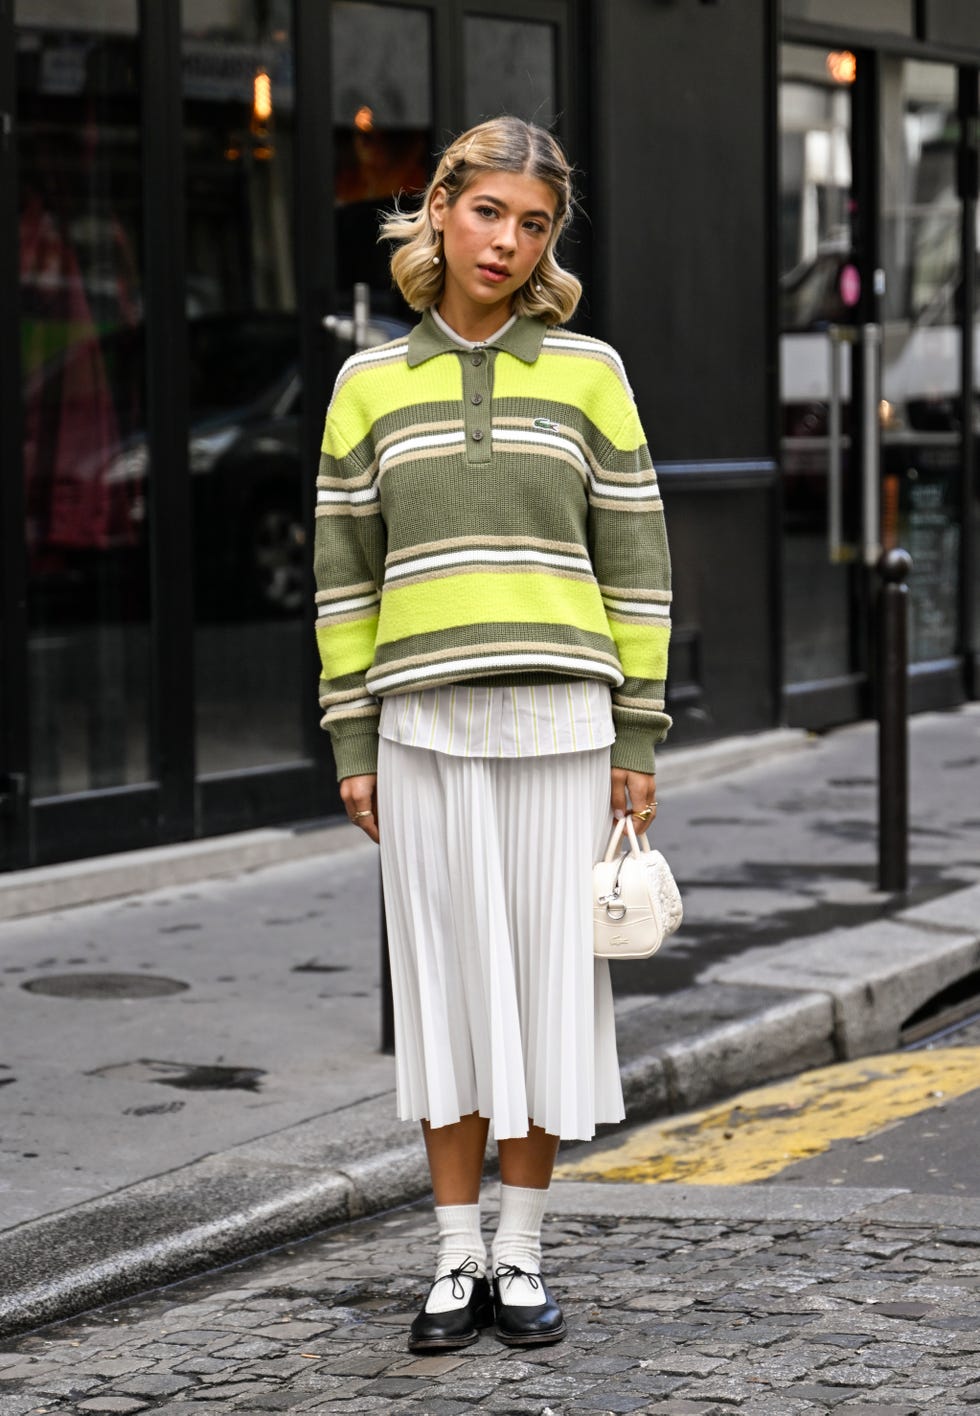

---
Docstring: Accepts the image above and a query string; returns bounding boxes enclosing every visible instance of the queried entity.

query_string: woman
[315,116,671,1352]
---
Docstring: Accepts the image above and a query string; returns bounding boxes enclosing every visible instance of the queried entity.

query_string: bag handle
[602,813,653,863]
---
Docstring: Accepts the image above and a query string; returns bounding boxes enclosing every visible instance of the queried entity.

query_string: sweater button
[471,429,484,442]
[471,392,483,405]
[471,353,483,366]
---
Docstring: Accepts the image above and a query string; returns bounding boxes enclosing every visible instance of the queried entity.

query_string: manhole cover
[22,973,189,1000]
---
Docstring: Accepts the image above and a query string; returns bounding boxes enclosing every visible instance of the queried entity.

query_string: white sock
[424,1203,486,1314]
[492,1184,548,1307]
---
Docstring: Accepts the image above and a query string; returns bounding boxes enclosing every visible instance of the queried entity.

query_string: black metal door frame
[0,0,585,871]
[781,31,977,729]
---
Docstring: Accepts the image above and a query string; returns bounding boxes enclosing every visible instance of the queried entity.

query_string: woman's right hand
[340,773,379,844]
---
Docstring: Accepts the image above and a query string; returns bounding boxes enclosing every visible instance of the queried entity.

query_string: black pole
[877,548,912,894]
[380,867,395,1054]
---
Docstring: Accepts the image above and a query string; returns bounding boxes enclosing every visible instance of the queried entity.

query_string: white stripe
[384,547,591,580]
[316,593,380,618]
[316,486,379,506]
[588,477,660,502]
[493,427,589,473]
[379,430,466,471]
[602,598,672,618]
[369,653,623,695]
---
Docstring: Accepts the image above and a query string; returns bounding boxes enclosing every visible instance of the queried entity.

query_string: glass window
[463,17,556,129]
[182,0,306,774]
[17,0,150,796]
[880,60,961,664]
[778,44,855,684]
[782,0,914,34]
[331,1,432,314]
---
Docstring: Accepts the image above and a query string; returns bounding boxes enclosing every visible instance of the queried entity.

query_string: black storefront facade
[1,0,978,872]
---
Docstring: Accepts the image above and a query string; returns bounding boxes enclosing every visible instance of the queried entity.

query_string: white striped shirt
[378,682,615,759]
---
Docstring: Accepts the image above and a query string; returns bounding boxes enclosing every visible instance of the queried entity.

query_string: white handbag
[593,814,683,960]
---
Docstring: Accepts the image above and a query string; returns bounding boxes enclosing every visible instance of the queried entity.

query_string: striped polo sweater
[315,308,672,780]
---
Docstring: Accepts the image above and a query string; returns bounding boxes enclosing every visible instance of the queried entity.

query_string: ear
[429,185,448,232]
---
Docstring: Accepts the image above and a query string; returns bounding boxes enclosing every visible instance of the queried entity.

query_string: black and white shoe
[492,1264,567,1347]
[408,1261,494,1352]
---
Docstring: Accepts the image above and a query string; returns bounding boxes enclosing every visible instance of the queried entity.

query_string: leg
[491,1121,567,1347]
[497,1123,559,1190]
[408,1112,493,1352]
[422,1111,490,1204]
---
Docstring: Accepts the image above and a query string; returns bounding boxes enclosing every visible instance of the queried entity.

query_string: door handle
[322,282,373,352]
[861,322,882,567]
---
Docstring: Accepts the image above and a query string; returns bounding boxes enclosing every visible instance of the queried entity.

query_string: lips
[478,263,510,280]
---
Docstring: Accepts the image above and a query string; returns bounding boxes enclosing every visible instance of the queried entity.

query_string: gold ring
[634,806,654,821]
[352,810,373,819]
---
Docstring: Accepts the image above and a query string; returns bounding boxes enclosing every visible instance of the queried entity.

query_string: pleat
[376,736,625,1141]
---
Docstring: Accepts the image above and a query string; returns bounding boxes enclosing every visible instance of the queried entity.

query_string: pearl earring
[432,254,440,265]
[535,282,543,292]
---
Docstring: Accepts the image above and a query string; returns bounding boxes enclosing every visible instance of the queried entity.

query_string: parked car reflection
[25,310,410,621]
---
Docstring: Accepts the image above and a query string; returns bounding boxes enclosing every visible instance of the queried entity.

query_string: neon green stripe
[323,360,463,458]
[611,621,671,680]
[494,350,638,450]
[316,615,379,677]
[375,572,610,646]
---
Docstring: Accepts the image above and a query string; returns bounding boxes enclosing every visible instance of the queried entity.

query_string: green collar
[406,307,548,367]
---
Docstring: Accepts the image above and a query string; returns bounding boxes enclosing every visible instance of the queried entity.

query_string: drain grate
[22,973,189,1000]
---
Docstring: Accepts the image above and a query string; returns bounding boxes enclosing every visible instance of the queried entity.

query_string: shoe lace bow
[494,1262,542,1294]
[433,1256,481,1302]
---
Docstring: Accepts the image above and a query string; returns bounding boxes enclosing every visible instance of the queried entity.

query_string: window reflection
[182,0,306,774]
[17,3,150,796]
[331,2,431,314]
[464,17,556,129]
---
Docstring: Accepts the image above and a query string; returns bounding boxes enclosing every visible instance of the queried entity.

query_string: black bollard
[876,548,913,894]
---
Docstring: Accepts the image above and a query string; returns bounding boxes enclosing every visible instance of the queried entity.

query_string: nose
[492,219,518,253]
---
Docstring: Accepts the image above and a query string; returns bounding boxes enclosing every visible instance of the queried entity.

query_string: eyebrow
[470,193,555,223]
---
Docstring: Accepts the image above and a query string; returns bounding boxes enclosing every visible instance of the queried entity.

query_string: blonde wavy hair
[380,116,581,326]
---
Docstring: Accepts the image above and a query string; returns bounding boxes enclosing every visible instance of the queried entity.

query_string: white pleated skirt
[377,736,626,1141]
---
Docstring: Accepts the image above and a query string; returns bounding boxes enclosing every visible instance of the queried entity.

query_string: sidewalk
[0,706,978,1337]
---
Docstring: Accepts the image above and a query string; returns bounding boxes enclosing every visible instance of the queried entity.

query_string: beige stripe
[590,494,663,514]
[315,605,380,627]
[315,501,382,519]
[496,418,654,486]
[386,534,589,564]
[613,694,666,711]
[316,472,374,491]
[320,704,381,722]
[320,685,379,706]
[375,442,463,484]
[316,582,376,603]
[371,639,622,675]
[599,585,672,602]
[606,610,672,627]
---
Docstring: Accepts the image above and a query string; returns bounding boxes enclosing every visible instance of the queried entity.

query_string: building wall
[592,0,779,739]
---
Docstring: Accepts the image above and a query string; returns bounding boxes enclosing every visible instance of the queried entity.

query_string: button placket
[461,348,493,464]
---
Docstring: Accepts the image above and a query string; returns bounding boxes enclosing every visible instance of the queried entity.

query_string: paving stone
[76,1399,151,1414]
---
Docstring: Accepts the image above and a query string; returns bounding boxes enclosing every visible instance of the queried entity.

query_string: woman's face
[430,169,557,320]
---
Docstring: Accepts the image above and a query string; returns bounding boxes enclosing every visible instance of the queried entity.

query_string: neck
[435,294,515,344]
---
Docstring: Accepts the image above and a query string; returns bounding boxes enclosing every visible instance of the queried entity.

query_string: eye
[475,205,498,219]
[524,220,548,235]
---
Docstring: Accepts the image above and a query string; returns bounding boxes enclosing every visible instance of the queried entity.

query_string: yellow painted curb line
[555,1047,980,1186]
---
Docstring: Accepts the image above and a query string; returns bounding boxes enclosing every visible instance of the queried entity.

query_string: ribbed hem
[610,724,656,776]
[329,723,380,781]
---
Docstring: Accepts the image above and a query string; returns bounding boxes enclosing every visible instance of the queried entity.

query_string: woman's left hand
[611,768,657,835]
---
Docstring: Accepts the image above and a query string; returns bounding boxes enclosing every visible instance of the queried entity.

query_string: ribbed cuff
[610,722,656,775]
[328,721,380,781]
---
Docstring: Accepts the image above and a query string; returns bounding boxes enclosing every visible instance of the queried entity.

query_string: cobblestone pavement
[1,1183,979,1416]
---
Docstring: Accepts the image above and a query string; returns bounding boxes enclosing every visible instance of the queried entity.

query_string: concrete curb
[0,728,811,922]
[4,879,978,1340]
